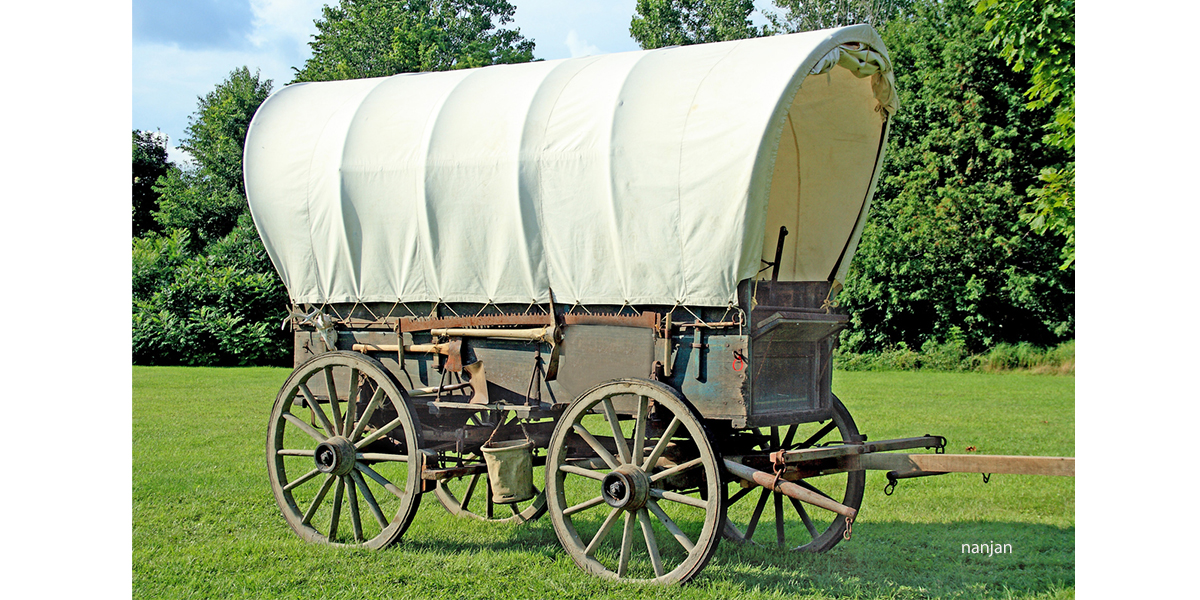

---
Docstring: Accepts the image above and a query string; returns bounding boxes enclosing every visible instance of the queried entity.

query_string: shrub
[835,339,1073,374]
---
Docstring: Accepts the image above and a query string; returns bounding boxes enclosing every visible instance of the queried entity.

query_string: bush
[132,226,290,366]
[835,339,1073,374]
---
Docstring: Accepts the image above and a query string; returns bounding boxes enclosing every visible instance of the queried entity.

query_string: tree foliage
[134,68,289,366]
[153,67,272,249]
[294,0,535,81]
[133,130,171,238]
[178,67,272,196]
[132,226,289,366]
[838,0,1073,353]
[767,0,910,32]
[976,0,1074,267]
[629,0,765,49]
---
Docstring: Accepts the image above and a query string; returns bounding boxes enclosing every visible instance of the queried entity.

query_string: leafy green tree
[153,67,272,248]
[178,66,273,196]
[767,0,910,32]
[629,0,764,49]
[134,67,290,366]
[976,0,1074,268]
[838,0,1073,353]
[132,130,171,237]
[294,0,535,82]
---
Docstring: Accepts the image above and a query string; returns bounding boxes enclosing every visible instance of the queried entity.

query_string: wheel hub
[314,436,357,476]
[601,465,650,510]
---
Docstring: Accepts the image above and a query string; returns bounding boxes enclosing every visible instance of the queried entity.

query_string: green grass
[134,368,1074,599]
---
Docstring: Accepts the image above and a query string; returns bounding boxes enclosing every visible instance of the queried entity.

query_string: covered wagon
[244,24,1071,584]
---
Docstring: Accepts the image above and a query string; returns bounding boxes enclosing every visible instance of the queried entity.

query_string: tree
[134,67,290,367]
[767,0,910,32]
[629,0,765,49]
[976,0,1074,268]
[153,67,272,248]
[133,130,171,238]
[838,0,1073,353]
[294,0,535,82]
[179,66,273,196]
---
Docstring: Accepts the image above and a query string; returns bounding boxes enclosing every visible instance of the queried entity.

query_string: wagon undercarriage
[267,323,1074,583]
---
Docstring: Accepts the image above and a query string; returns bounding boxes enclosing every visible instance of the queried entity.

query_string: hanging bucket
[481,438,536,504]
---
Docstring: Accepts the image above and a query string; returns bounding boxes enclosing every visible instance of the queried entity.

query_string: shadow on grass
[403,516,1073,597]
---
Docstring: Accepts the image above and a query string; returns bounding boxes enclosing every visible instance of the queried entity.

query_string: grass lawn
[133,367,1073,599]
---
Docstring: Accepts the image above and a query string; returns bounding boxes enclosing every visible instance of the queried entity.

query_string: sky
[132,0,775,164]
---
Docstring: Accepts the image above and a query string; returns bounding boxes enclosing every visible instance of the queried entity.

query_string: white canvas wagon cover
[244,25,896,308]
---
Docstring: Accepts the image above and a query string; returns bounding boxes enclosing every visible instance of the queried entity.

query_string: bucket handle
[483,413,534,449]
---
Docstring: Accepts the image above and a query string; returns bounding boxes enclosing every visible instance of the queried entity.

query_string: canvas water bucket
[481,438,536,504]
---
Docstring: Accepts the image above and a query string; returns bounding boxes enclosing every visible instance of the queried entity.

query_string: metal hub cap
[314,436,357,476]
[601,465,650,510]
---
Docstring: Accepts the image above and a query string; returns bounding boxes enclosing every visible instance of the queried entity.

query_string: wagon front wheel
[267,351,424,549]
[546,379,724,584]
[722,395,864,552]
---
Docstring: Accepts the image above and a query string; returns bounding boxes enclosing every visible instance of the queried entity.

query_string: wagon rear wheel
[267,351,423,549]
[435,411,548,523]
[546,379,724,584]
[722,395,864,552]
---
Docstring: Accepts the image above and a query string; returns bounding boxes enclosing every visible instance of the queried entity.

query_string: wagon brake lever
[543,289,563,381]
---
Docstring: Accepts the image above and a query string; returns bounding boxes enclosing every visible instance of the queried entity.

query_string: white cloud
[247,0,326,61]
[565,29,602,58]
[133,0,325,150]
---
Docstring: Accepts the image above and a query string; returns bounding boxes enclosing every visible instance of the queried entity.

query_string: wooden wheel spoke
[348,387,385,442]
[355,462,406,498]
[485,478,494,519]
[770,426,781,450]
[796,479,837,503]
[649,457,703,483]
[559,463,605,481]
[585,507,623,557]
[632,395,648,466]
[641,416,681,471]
[647,498,694,552]
[355,415,408,449]
[283,467,322,492]
[790,497,819,539]
[654,489,708,510]
[346,476,364,542]
[277,448,315,457]
[356,452,408,462]
[728,485,755,507]
[602,398,632,465]
[302,474,337,525]
[780,424,799,449]
[564,495,605,516]
[282,413,327,443]
[744,487,771,540]
[329,477,345,541]
[571,423,620,470]
[298,383,337,438]
[617,512,635,578]
[774,491,785,546]
[342,368,359,436]
[325,366,343,436]
[637,509,664,578]
[460,474,480,511]
[351,471,389,528]
[799,421,837,449]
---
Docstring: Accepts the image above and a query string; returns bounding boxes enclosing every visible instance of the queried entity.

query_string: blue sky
[133,0,775,163]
